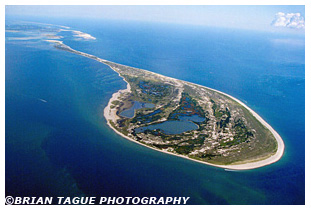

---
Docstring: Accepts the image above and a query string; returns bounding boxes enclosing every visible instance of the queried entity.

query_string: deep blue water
[5,16,305,204]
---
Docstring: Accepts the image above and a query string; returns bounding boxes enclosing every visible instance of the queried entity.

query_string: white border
[1,0,309,208]
[1,0,309,5]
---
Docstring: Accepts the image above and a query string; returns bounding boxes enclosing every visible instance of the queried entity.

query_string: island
[48,40,284,170]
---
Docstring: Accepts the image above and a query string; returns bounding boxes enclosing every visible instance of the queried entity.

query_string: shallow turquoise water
[5,16,305,204]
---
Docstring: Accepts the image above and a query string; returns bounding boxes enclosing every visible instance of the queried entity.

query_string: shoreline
[103,68,285,170]
[46,40,284,170]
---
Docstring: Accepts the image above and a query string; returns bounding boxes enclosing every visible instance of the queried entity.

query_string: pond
[134,114,205,135]
[119,101,154,118]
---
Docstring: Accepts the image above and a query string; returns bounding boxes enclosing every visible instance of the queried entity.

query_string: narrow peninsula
[49,41,285,170]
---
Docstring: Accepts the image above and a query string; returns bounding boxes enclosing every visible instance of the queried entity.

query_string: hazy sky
[6,5,305,32]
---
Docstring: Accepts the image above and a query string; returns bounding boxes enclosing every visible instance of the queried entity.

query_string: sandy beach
[47,40,284,170]
[103,67,285,171]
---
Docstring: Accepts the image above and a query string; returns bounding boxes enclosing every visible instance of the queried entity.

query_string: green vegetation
[112,71,278,165]
[51,40,280,166]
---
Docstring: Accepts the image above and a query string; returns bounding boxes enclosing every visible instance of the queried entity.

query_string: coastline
[46,40,284,170]
[103,68,285,170]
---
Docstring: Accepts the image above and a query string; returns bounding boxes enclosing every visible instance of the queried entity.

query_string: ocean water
[5,16,305,204]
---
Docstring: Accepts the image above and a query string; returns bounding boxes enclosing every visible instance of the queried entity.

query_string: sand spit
[48,40,284,170]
